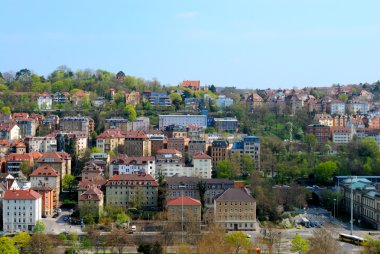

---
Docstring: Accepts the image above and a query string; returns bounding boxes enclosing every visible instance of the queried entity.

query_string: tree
[309,228,343,254]
[108,228,130,254]
[196,225,229,254]
[176,244,193,254]
[225,231,251,254]
[291,234,309,253]
[169,93,183,110]
[338,93,348,103]
[137,243,153,254]
[29,233,53,254]
[304,133,317,153]
[63,174,77,193]
[315,161,337,184]
[216,160,233,179]
[33,220,45,233]
[241,154,255,176]
[116,212,131,224]
[363,236,380,254]
[0,236,18,254]
[209,84,216,93]
[13,232,30,251]
[123,104,137,121]
[1,106,11,114]
[20,161,31,178]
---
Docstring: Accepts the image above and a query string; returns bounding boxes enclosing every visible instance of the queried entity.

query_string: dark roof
[212,140,229,147]
[215,188,255,202]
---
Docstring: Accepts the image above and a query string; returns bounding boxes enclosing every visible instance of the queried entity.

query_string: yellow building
[78,187,104,218]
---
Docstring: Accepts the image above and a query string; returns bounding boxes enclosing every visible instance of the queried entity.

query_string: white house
[2,189,42,233]
[109,155,156,177]
[159,115,207,129]
[37,93,53,110]
[190,153,212,179]
[331,127,353,144]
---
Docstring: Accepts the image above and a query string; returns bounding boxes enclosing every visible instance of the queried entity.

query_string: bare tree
[309,228,344,254]
[196,224,230,254]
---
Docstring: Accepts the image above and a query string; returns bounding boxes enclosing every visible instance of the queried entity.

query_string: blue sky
[1,0,379,89]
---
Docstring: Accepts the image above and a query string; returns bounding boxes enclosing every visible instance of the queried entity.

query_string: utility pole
[333,198,336,221]
[350,176,356,235]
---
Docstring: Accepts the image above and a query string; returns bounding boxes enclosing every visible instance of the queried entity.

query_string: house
[78,187,104,218]
[213,188,256,231]
[155,149,183,178]
[166,196,201,229]
[30,165,60,209]
[37,152,71,190]
[96,128,126,154]
[216,95,233,108]
[148,92,171,107]
[231,136,260,170]
[105,174,158,209]
[109,154,155,177]
[6,153,33,177]
[37,93,53,110]
[181,80,200,91]
[2,189,42,233]
[246,93,264,110]
[159,115,208,130]
[191,153,212,179]
[327,100,345,115]
[314,114,333,127]
[91,97,106,107]
[125,91,141,106]
[72,91,90,106]
[51,92,70,104]
[0,123,20,140]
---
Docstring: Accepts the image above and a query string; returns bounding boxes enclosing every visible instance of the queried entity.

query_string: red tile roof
[6,153,32,161]
[106,174,158,186]
[156,149,181,154]
[192,153,211,160]
[97,128,126,139]
[29,151,42,160]
[181,80,200,89]
[3,189,41,200]
[79,187,103,201]
[77,179,107,190]
[167,196,201,206]
[30,166,58,177]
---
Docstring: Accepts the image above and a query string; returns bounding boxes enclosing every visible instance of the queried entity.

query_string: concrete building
[166,196,201,229]
[124,132,151,156]
[231,136,260,170]
[330,127,353,144]
[210,140,230,168]
[109,155,155,177]
[37,93,53,110]
[104,117,150,132]
[159,115,208,129]
[348,100,369,114]
[155,149,183,178]
[0,123,20,140]
[167,138,189,161]
[3,189,42,233]
[187,140,206,159]
[59,116,94,137]
[149,92,171,107]
[216,95,233,108]
[306,124,330,144]
[30,165,60,209]
[6,153,33,177]
[327,100,346,115]
[31,184,54,216]
[190,153,212,179]
[105,174,158,209]
[314,114,333,127]
[213,118,238,132]
[78,187,104,218]
[96,128,126,154]
[213,188,256,231]
[25,136,57,153]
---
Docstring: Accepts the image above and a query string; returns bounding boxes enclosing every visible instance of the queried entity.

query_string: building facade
[159,115,208,129]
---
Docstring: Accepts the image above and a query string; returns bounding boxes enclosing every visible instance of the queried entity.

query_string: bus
[339,233,368,246]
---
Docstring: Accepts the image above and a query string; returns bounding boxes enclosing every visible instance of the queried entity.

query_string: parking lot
[41,209,83,235]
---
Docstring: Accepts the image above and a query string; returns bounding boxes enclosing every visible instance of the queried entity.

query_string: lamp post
[350,176,357,235]
[179,184,186,244]
[333,199,336,221]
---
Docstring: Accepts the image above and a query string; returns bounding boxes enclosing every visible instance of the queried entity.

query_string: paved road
[41,210,83,235]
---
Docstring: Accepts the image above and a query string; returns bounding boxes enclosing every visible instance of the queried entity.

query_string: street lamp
[179,183,186,244]
[333,199,336,221]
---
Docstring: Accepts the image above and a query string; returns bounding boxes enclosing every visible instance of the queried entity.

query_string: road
[41,210,83,235]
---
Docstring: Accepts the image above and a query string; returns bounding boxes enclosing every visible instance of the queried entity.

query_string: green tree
[123,104,137,121]
[363,236,380,254]
[116,212,131,224]
[304,133,317,153]
[20,161,31,178]
[0,236,18,254]
[315,161,338,184]
[225,231,251,254]
[13,232,30,251]
[33,220,46,233]
[169,93,183,110]
[216,160,232,179]
[338,93,348,103]
[1,106,11,114]
[291,234,309,253]
[63,174,77,193]
[241,154,255,176]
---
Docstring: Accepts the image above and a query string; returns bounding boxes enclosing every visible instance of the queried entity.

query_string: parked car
[52,213,59,218]
[131,225,137,232]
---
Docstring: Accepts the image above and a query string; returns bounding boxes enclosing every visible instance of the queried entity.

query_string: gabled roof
[3,189,41,200]
[192,153,211,160]
[97,128,126,139]
[215,188,255,202]
[37,151,63,163]
[167,196,201,206]
[6,153,32,161]
[77,179,107,190]
[30,166,58,177]
[79,187,103,201]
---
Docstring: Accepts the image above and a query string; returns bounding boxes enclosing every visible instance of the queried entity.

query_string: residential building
[37,152,71,190]
[332,115,347,127]
[246,93,264,110]
[167,138,189,161]
[149,135,165,157]
[211,140,230,168]
[213,188,256,231]
[59,116,94,137]
[330,127,353,144]
[104,118,129,132]
[78,187,104,218]
[159,115,208,129]
[155,149,183,178]
[0,123,20,140]
[216,95,233,108]
[6,153,33,177]
[31,184,54,216]
[191,153,212,179]
[54,131,88,157]
[125,132,151,156]
[231,136,260,170]
[187,125,205,140]
[187,140,206,158]
[356,129,380,145]
[72,91,90,106]
[125,91,141,106]
[96,128,126,154]
[25,136,57,153]
[327,100,345,115]
[30,165,60,209]
[306,124,330,144]
[314,114,333,127]
[166,196,201,228]
[15,118,39,138]
[105,174,159,209]
[51,92,70,104]
[77,179,107,197]
[109,155,155,177]
[2,189,42,233]
[214,118,238,132]
[92,97,106,107]
[82,161,104,181]
[165,176,234,206]
[347,100,369,114]
[37,93,53,110]
[149,92,171,107]
[164,125,187,139]
[181,80,200,91]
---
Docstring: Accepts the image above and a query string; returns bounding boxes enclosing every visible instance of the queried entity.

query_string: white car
[131,225,136,231]
[246,233,251,238]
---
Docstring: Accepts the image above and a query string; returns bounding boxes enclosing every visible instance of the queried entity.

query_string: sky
[1,0,379,89]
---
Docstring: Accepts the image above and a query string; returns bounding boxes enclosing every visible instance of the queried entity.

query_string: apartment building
[30,165,60,209]
[314,114,333,127]
[187,140,206,159]
[167,138,189,161]
[25,136,57,153]
[6,153,34,177]
[155,149,183,178]
[96,128,125,154]
[59,116,94,137]
[213,188,256,231]
[330,127,353,144]
[2,189,42,233]
[0,123,20,140]
[210,140,230,168]
[124,132,151,156]
[327,100,346,115]
[166,196,201,228]
[159,115,208,129]
[125,91,141,106]
[37,93,53,110]
[216,95,233,108]
[306,124,330,144]
[189,153,212,179]
[109,154,155,177]
[148,92,171,107]
[213,118,238,132]
[37,152,72,189]
[78,187,104,218]
[105,174,158,209]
